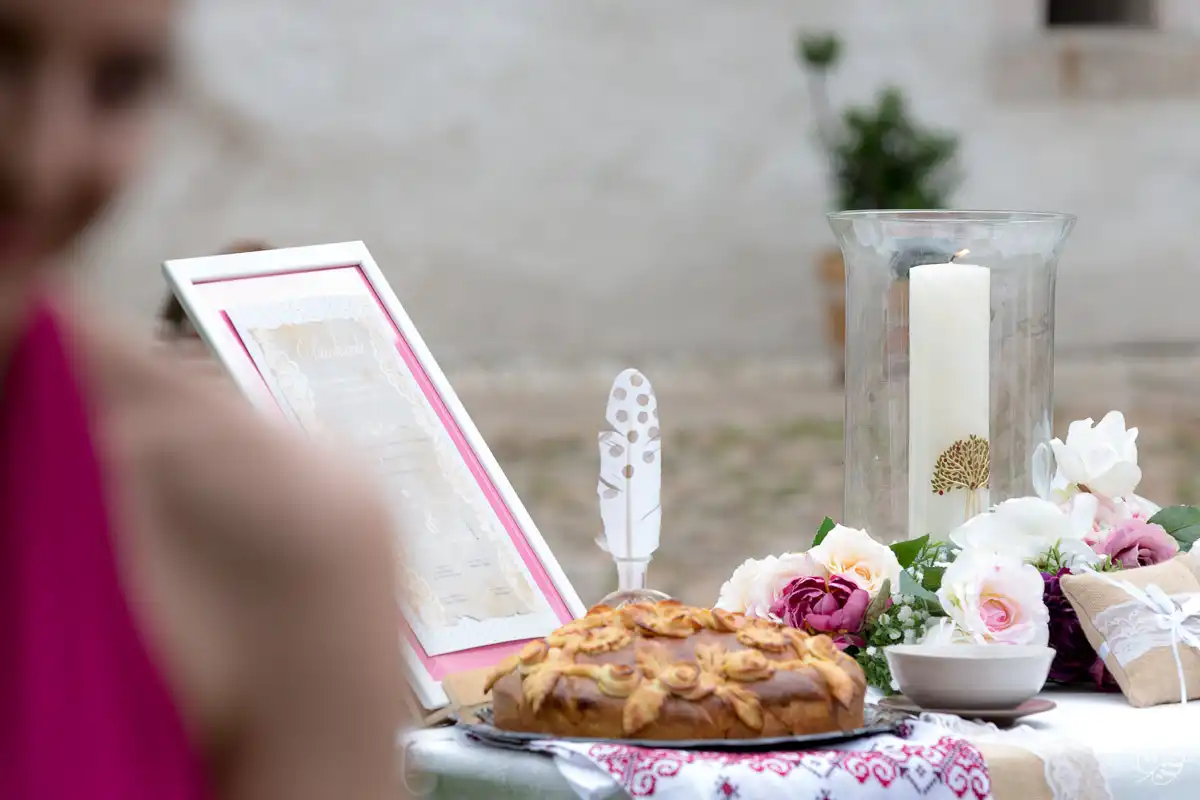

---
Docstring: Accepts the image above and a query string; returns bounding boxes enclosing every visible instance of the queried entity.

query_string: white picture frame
[163,241,586,708]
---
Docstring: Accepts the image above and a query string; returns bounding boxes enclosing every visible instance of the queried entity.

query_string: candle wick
[948,249,970,264]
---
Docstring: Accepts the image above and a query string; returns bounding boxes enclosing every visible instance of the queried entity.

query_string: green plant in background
[797,32,961,211]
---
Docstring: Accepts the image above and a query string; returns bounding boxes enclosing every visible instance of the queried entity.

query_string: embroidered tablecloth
[401,689,1200,799]
[522,722,990,799]
[403,720,991,799]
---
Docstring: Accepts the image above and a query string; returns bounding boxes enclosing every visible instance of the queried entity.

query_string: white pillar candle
[907,261,991,541]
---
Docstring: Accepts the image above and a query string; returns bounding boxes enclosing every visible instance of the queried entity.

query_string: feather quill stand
[596,370,663,598]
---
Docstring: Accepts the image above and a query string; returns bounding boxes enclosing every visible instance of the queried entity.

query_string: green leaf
[1149,506,1200,552]
[889,535,929,569]
[796,32,841,71]
[921,565,945,593]
[812,517,837,547]
[864,578,891,624]
[829,84,960,211]
[900,571,943,615]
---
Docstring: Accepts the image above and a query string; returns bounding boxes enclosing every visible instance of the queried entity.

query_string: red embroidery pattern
[583,736,990,799]
[713,774,740,798]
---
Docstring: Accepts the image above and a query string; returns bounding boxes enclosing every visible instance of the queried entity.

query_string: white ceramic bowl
[885,644,1055,710]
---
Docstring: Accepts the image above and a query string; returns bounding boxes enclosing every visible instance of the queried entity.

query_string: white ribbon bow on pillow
[1089,571,1200,705]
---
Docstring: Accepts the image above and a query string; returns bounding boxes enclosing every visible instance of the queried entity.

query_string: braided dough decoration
[485,600,866,740]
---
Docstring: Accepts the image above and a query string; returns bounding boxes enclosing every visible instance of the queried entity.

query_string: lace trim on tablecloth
[919,713,1112,800]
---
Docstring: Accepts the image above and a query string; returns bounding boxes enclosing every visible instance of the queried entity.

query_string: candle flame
[949,249,970,263]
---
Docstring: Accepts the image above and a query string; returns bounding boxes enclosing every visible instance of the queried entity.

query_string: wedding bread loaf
[485,600,867,740]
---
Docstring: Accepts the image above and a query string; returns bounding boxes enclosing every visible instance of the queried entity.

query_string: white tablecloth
[1015,689,1200,796]
[402,689,1200,799]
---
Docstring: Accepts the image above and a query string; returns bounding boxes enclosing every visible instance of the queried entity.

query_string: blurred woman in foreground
[0,0,406,797]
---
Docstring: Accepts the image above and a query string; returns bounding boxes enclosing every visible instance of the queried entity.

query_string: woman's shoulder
[76,310,394,567]
[72,310,409,788]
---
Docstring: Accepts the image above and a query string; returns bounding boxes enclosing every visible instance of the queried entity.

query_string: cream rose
[807,524,900,598]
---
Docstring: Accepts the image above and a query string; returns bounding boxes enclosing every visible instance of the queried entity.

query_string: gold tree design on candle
[931,435,991,519]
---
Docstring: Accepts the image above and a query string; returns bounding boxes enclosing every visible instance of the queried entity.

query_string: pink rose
[770,575,870,649]
[1098,519,1178,568]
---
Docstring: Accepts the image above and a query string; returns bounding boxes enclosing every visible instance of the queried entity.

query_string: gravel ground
[449,357,1200,609]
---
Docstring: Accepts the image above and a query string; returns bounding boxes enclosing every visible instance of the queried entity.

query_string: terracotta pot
[816,248,846,384]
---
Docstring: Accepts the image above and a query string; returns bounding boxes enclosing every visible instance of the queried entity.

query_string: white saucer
[879,695,1056,726]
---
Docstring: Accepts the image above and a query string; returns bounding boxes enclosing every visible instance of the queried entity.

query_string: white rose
[715,557,766,616]
[1062,491,1161,548]
[1126,493,1161,520]
[715,553,824,618]
[920,616,973,646]
[808,524,900,598]
[949,497,1099,569]
[1048,411,1142,501]
[1037,470,1160,550]
[936,550,1049,646]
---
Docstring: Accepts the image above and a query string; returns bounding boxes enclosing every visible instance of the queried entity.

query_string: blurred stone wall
[74,0,1200,365]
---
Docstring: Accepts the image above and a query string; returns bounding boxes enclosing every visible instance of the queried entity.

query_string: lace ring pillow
[1061,556,1200,708]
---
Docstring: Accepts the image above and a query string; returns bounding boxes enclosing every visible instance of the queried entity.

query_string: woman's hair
[158,240,273,338]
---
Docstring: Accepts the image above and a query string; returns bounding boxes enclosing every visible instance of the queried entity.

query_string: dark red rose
[1043,569,1118,691]
[770,575,870,649]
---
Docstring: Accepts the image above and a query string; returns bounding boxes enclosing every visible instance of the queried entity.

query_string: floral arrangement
[716,411,1200,692]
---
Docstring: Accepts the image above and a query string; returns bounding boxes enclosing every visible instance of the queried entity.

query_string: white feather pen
[596,369,662,563]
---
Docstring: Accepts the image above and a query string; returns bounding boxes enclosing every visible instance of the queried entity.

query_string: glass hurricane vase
[827,210,1076,544]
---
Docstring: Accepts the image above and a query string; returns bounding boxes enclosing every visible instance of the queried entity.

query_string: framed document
[164,242,586,708]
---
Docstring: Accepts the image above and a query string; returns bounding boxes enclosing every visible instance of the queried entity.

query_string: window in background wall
[1045,0,1157,27]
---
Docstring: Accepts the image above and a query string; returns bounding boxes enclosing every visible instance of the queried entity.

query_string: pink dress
[0,304,207,798]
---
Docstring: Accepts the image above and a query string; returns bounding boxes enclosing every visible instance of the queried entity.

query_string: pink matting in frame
[198,263,576,680]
